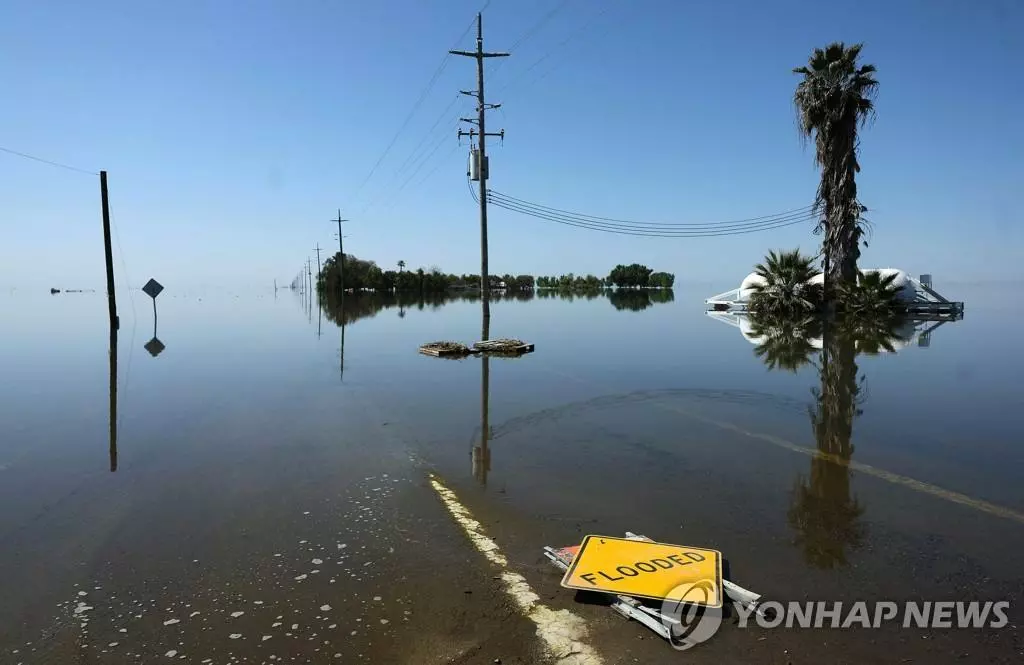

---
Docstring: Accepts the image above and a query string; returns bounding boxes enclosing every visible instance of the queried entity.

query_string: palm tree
[838,271,903,319]
[747,249,822,318]
[397,260,406,273]
[794,42,878,295]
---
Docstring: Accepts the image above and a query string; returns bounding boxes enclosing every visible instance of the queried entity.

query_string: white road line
[429,475,604,665]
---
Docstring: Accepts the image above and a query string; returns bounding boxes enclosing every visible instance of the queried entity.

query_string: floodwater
[1,284,1022,664]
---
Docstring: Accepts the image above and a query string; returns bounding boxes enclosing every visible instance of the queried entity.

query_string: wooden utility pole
[313,243,323,285]
[100,171,118,330]
[332,210,348,292]
[451,13,507,334]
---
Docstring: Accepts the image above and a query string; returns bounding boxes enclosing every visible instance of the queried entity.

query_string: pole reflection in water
[144,302,165,357]
[340,318,346,381]
[109,320,118,472]
[339,290,345,381]
[473,354,491,484]
[473,297,491,483]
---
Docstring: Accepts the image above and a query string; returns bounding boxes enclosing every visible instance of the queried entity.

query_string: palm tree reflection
[787,324,866,568]
[751,315,915,568]
[750,317,822,373]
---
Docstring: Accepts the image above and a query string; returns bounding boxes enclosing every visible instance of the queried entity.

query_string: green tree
[607,263,653,288]
[397,260,405,273]
[747,249,822,319]
[794,42,878,293]
[649,271,675,288]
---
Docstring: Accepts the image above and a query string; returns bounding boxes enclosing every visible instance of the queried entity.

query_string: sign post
[142,278,165,357]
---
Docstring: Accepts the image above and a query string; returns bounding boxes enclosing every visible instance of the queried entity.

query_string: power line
[390,121,460,203]
[488,189,815,229]
[489,195,817,236]
[490,195,816,235]
[394,94,462,176]
[0,145,98,176]
[359,99,466,215]
[363,117,461,214]
[350,16,478,203]
[494,0,614,97]
[411,143,461,192]
[490,0,572,79]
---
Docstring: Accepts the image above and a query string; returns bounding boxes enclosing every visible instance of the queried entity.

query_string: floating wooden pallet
[418,344,473,358]
[472,340,535,355]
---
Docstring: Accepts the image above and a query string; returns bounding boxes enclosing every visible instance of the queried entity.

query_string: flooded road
[1,285,1022,663]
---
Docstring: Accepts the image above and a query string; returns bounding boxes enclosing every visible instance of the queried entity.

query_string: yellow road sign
[560,535,723,607]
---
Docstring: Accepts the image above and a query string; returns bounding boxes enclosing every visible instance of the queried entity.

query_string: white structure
[707,269,962,317]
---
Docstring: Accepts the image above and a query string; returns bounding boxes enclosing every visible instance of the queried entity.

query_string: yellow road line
[429,475,604,665]
[542,367,1024,526]
[669,402,1024,525]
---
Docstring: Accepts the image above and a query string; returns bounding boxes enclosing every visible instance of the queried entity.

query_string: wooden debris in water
[472,338,535,355]
[419,341,473,358]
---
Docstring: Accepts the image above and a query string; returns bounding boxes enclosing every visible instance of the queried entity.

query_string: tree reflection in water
[752,315,913,568]
[318,288,674,326]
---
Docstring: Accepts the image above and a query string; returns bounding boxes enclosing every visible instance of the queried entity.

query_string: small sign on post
[143,278,165,357]
[142,278,164,300]
[561,535,723,606]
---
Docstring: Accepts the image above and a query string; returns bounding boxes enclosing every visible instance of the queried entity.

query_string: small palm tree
[748,249,822,319]
[397,260,406,273]
[838,271,903,319]
[794,42,878,293]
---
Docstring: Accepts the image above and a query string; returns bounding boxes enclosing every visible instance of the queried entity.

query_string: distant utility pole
[332,210,349,291]
[451,12,507,333]
[313,243,323,285]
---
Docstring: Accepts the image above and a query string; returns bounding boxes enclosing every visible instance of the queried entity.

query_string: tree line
[317,254,673,295]
[536,264,674,290]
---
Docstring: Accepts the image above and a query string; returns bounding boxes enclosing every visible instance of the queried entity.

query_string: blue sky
[1,0,1021,292]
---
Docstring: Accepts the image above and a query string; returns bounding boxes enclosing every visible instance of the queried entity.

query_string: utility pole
[313,242,321,297]
[332,210,348,292]
[99,171,118,330]
[451,12,507,335]
[307,258,313,322]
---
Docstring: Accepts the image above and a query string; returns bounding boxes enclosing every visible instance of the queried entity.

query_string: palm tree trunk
[824,113,862,287]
